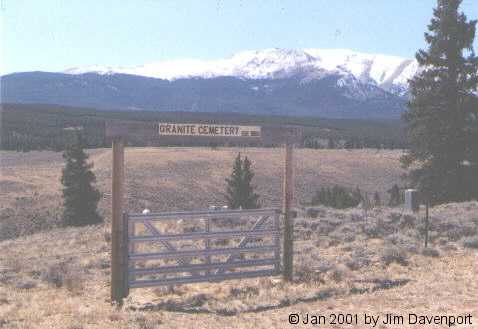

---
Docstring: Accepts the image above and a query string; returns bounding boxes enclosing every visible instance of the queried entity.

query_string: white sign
[158,123,261,138]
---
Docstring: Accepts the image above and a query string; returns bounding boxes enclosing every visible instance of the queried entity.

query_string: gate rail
[125,208,281,289]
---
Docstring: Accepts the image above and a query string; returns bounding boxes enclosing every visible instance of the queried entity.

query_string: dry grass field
[1,148,478,329]
[0,147,404,237]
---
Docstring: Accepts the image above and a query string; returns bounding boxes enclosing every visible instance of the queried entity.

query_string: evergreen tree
[327,138,336,149]
[242,157,260,209]
[61,134,102,226]
[225,153,260,209]
[225,153,244,209]
[352,186,363,204]
[312,185,362,209]
[401,0,478,204]
[387,184,401,207]
[373,191,382,207]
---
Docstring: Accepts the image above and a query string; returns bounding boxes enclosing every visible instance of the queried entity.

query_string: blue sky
[1,0,478,74]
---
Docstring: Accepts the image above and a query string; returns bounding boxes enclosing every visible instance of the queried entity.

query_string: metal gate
[126,208,281,288]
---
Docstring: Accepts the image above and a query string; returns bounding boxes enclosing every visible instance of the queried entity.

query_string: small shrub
[0,206,61,241]
[422,247,440,257]
[108,312,124,322]
[306,208,320,218]
[41,263,67,287]
[311,185,362,209]
[343,233,355,243]
[295,262,323,283]
[388,233,412,246]
[130,314,162,329]
[330,268,344,282]
[316,222,337,235]
[96,258,109,269]
[371,278,410,291]
[362,219,394,238]
[387,184,403,207]
[346,249,371,271]
[350,286,369,294]
[345,259,363,271]
[350,212,364,221]
[64,269,84,294]
[437,237,448,245]
[186,293,211,307]
[69,325,84,329]
[399,214,416,228]
[461,224,478,237]
[316,260,333,273]
[4,258,22,273]
[15,281,37,290]
[229,286,259,298]
[362,223,381,238]
[41,262,83,292]
[381,247,408,266]
[103,230,111,243]
[388,212,402,223]
[328,239,341,247]
[447,227,467,241]
[406,244,420,254]
[463,237,478,249]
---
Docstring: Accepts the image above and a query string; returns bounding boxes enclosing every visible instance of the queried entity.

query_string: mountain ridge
[61,48,418,96]
[2,48,415,119]
[1,71,406,119]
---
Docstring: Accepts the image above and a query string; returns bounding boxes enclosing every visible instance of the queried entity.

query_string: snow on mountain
[64,48,418,96]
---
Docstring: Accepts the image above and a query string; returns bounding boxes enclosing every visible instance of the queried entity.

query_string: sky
[1,0,478,75]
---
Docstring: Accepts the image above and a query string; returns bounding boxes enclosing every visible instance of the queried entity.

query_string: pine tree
[225,153,260,209]
[242,156,260,209]
[401,0,478,204]
[327,138,336,149]
[387,184,401,207]
[225,153,243,209]
[353,187,363,202]
[61,133,102,226]
[373,191,382,207]
[312,185,361,209]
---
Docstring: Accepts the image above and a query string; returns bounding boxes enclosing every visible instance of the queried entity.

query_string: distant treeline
[0,103,407,151]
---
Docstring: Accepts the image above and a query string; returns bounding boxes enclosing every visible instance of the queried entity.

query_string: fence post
[424,201,429,248]
[128,214,136,286]
[122,212,130,298]
[111,137,126,304]
[205,217,211,277]
[273,210,281,274]
[282,142,294,281]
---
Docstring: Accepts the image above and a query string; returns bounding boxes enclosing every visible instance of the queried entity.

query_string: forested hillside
[0,103,407,151]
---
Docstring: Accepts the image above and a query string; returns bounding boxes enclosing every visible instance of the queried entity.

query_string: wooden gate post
[111,137,126,304]
[282,142,294,281]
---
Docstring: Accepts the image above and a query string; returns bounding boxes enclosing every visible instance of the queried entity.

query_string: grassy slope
[1,203,478,329]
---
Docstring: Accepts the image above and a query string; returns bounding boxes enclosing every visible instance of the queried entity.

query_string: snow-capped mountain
[64,48,418,96]
[3,48,416,119]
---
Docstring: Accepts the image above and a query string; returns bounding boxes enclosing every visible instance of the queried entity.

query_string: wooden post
[205,218,211,276]
[128,214,136,286]
[111,137,126,304]
[424,201,429,248]
[122,212,130,297]
[282,142,294,281]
